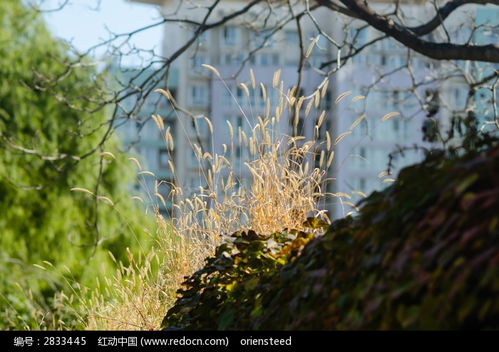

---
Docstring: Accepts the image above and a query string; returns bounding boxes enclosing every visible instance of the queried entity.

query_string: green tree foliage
[163,138,499,330]
[0,1,153,329]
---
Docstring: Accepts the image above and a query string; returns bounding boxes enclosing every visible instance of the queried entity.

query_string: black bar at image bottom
[0,330,497,351]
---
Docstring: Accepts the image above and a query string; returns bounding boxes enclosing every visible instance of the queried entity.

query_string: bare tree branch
[408,0,499,36]
[318,0,499,62]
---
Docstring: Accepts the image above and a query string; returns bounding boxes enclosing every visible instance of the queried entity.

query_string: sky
[41,0,164,65]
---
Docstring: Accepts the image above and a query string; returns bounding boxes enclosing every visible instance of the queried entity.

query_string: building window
[325,120,332,133]
[190,55,208,68]
[169,88,177,101]
[223,26,238,46]
[158,148,169,168]
[189,149,199,168]
[424,61,435,70]
[233,179,241,193]
[158,179,173,201]
[260,53,270,66]
[194,119,208,138]
[234,145,242,168]
[403,120,409,139]
[285,55,299,67]
[285,31,298,44]
[223,85,233,107]
[392,90,400,109]
[235,116,243,130]
[164,120,175,140]
[199,31,208,43]
[453,87,467,110]
[360,119,368,136]
[236,86,245,104]
[391,152,399,166]
[389,55,403,67]
[349,27,367,46]
[188,177,199,193]
[293,116,305,135]
[319,118,332,139]
[191,85,208,106]
[135,147,143,157]
[352,54,366,65]
[224,53,244,66]
[272,53,280,65]
[253,53,280,66]
[392,119,400,133]
[359,177,366,192]
[320,91,332,110]
[259,86,266,107]
[360,147,366,159]
[249,89,256,106]
[252,29,274,48]
[353,147,368,169]
[380,55,387,66]
[316,34,327,49]
[379,90,390,109]
[308,55,324,68]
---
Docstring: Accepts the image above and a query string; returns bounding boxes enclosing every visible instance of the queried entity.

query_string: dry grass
[83,211,212,330]
[79,68,373,330]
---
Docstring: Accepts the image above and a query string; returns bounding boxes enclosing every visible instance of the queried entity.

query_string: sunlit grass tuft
[76,67,377,330]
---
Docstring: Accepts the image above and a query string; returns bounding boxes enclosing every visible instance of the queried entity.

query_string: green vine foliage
[162,219,328,330]
[163,138,499,330]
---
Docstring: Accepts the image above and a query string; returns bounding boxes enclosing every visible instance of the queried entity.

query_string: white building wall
[130,0,492,219]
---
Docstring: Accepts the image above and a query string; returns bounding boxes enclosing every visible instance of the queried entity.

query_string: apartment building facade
[129,0,493,219]
[132,0,336,211]
[113,64,179,215]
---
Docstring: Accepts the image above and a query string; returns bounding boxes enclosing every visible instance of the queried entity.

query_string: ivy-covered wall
[163,140,499,330]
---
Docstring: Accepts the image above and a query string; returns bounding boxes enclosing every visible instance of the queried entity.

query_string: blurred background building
[125,0,497,219]
[112,64,179,215]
